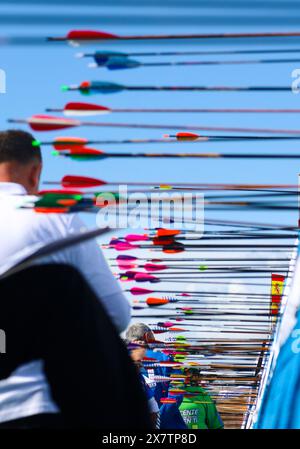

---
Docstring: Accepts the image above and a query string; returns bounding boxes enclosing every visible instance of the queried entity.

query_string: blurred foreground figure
[0,129,131,426]
[0,264,150,428]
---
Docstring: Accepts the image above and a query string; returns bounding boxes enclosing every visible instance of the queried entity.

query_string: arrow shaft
[60,151,300,159]
[90,85,291,92]
[50,31,300,41]
[111,58,300,68]
[84,48,300,58]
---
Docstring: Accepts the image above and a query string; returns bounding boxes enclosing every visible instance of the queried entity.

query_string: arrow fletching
[105,57,141,70]
[64,81,124,95]
[134,273,160,283]
[63,102,112,116]
[53,136,89,150]
[66,30,119,43]
[130,287,154,296]
[144,263,167,272]
[61,175,107,188]
[164,132,203,141]
[28,115,80,132]
[146,297,169,306]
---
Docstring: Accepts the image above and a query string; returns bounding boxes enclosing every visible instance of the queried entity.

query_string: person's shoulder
[30,212,84,237]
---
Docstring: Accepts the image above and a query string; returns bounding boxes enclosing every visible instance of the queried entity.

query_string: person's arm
[42,214,131,332]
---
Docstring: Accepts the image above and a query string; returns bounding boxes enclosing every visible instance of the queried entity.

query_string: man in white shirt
[0,130,132,426]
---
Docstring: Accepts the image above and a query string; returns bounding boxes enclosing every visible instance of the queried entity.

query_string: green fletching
[199,265,207,271]
[32,140,41,147]
[35,193,82,208]
[61,85,69,92]
[174,355,186,362]
[183,309,194,315]
[176,335,187,341]
[69,155,102,161]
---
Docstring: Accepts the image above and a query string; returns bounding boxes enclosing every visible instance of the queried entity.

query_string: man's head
[184,368,202,386]
[0,130,42,194]
[125,322,155,346]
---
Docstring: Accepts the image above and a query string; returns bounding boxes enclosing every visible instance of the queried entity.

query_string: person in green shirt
[179,369,224,430]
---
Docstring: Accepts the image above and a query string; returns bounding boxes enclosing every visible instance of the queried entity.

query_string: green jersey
[179,386,224,430]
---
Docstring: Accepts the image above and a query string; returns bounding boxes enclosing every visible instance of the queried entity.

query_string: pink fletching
[144,263,167,272]
[130,287,153,296]
[125,234,148,242]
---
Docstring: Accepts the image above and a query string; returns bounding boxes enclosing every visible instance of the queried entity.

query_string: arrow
[44,103,300,117]
[129,287,274,297]
[155,322,273,332]
[43,175,300,190]
[120,273,283,288]
[142,298,275,311]
[114,255,290,265]
[54,148,300,160]
[47,29,300,42]
[12,114,300,135]
[77,48,300,58]
[61,81,292,95]
[88,56,300,70]
[34,132,300,146]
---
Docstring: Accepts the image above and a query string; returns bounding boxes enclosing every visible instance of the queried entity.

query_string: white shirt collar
[0,182,27,195]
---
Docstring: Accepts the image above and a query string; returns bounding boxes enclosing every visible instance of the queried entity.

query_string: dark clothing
[0,414,65,429]
[0,264,151,429]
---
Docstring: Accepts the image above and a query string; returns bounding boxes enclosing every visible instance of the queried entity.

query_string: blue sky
[1,0,300,232]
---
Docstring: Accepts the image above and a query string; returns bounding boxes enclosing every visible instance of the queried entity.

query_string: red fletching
[176,132,200,141]
[61,175,106,188]
[67,147,104,156]
[80,81,91,89]
[163,243,185,253]
[153,236,175,246]
[67,30,118,41]
[53,136,88,150]
[34,207,69,214]
[28,115,79,132]
[64,102,111,115]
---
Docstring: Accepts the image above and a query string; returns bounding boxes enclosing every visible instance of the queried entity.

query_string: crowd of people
[126,323,223,429]
[0,130,223,429]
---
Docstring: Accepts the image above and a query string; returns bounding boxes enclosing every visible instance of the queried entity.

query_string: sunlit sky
[0,0,298,305]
